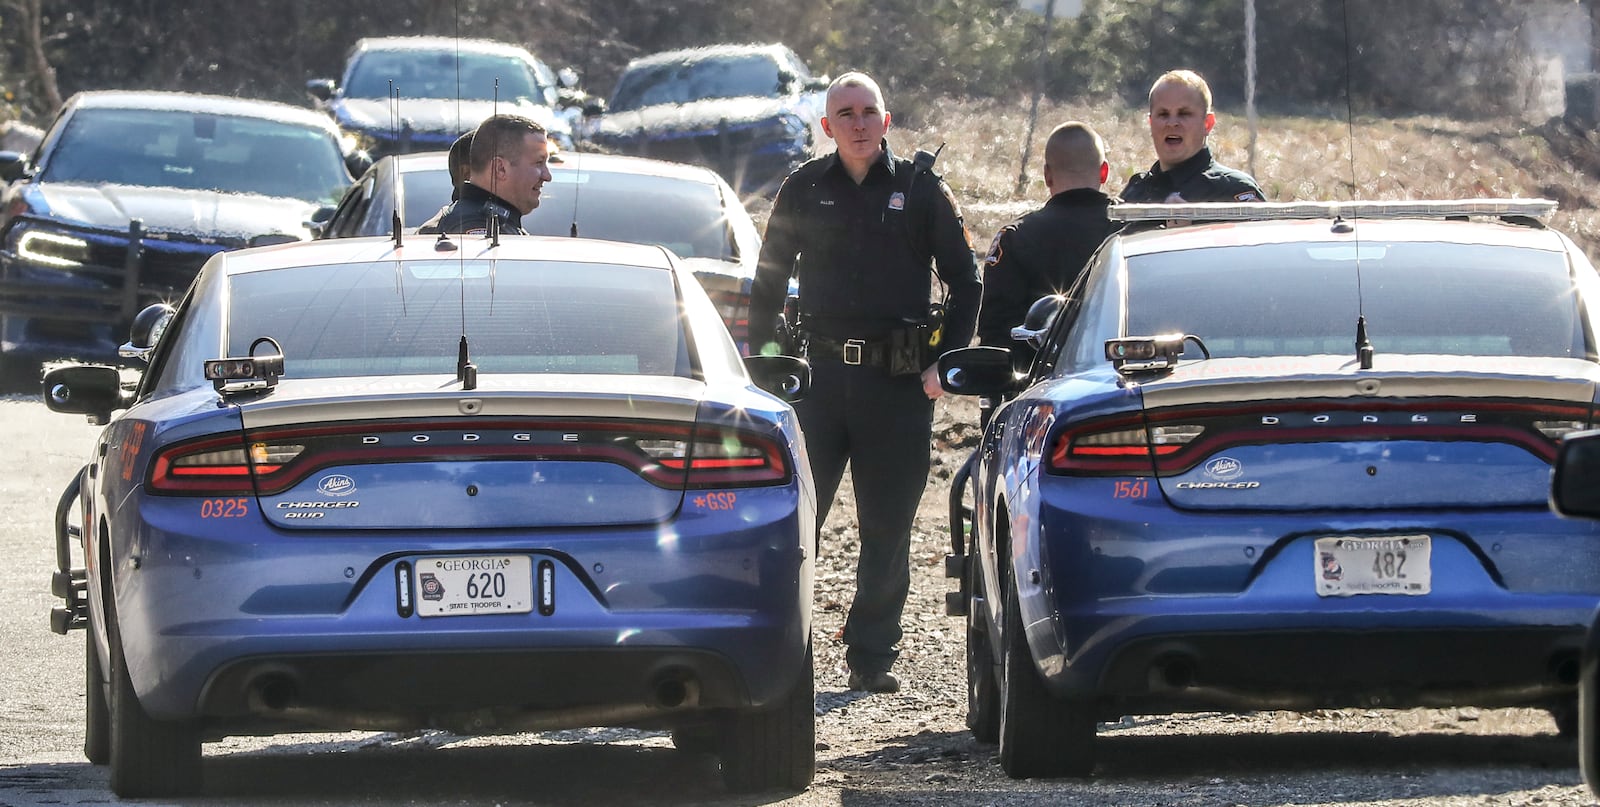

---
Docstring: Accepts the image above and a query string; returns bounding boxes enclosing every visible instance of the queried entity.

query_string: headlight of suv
[10,226,90,268]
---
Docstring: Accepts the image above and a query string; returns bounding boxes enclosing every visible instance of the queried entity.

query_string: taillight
[147,419,790,495]
[637,428,790,488]
[1049,416,1204,475]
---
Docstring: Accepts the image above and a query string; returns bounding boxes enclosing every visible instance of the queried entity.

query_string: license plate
[414,555,533,617]
[1314,535,1431,597]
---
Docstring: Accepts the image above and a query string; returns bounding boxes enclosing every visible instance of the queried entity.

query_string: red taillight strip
[148,419,791,494]
[1047,399,1589,477]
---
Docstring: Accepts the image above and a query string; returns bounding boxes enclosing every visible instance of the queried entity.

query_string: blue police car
[941,199,1600,778]
[43,233,815,797]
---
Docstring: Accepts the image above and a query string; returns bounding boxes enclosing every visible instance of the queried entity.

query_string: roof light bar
[1108,198,1558,223]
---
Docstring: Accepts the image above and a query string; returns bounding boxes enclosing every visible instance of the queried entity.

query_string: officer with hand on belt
[748,71,981,695]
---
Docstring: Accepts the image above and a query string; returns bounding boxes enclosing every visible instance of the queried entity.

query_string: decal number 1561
[1113,479,1150,499]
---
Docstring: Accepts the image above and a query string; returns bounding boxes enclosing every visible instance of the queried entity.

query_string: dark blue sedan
[43,234,816,797]
[941,199,1600,778]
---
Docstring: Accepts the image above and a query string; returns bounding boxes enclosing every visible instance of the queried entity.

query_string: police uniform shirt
[416,181,527,236]
[1121,146,1265,204]
[749,142,981,352]
[977,187,1119,348]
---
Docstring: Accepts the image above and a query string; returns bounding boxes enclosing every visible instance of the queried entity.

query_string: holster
[887,325,927,377]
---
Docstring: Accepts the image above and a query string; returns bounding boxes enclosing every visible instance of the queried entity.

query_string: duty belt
[805,334,890,367]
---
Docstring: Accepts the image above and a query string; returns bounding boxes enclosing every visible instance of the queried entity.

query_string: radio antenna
[1341,0,1373,370]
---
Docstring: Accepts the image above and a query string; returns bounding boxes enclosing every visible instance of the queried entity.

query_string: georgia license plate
[414,555,533,617]
[1314,535,1431,597]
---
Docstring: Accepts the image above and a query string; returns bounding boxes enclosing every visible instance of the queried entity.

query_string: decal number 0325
[1113,479,1150,499]
[200,498,250,518]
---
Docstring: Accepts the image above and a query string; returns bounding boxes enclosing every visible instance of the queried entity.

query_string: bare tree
[5,0,62,114]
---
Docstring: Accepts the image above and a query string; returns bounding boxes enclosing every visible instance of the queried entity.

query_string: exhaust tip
[1156,655,1198,690]
[249,673,299,712]
[651,670,700,709]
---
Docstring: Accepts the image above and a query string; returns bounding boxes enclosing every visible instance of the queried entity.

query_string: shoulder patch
[1234,191,1261,202]
[938,179,964,218]
[983,228,1008,267]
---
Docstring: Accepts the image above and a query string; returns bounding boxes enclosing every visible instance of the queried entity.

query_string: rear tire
[997,582,1095,779]
[717,643,816,793]
[84,629,109,764]
[107,591,202,797]
[966,563,1000,744]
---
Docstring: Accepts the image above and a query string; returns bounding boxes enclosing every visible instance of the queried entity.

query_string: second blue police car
[941,199,1600,778]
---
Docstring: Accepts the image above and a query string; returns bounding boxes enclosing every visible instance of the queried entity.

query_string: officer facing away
[748,71,982,695]
[977,121,1119,371]
[1122,69,1265,204]
[417,129,476,232]
[418,114,551,236]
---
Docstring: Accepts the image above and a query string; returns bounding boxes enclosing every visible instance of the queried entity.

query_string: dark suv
[0,91,359,383]
[588,43,828,197]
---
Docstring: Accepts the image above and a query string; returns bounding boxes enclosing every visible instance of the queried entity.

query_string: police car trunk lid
[1134,355,1596,511]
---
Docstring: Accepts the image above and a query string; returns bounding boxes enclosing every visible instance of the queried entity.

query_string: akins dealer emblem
[1203,457,1244,481]
[317,474,357,496]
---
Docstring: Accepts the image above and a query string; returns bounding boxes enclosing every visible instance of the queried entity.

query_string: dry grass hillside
[751,95,1600,263]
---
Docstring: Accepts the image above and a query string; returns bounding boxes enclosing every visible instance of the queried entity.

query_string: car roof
[352,36,538,59]
[386,149,725,186]
[222,234,680,275]
[1116,214,1569,259]
[623,42,792,71]
[67,91,339,132]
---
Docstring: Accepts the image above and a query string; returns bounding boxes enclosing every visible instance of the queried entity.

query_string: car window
[41,108,349,204]
[1122,241,1582,359]
[402,168,457,225]
[609,53,784,111]
[326,175,376,239]
[345,50,542,102]
[225,259,690,378]
[526,169,735,261]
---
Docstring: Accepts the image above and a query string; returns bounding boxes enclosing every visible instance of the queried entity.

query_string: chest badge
[888,192,906,211]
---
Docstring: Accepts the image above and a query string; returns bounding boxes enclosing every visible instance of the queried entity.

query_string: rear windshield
[42,108,349,204]
[345,50,543,102]
[404,167,736,261]
[1125,241,1584,359]
[226,259,690,377]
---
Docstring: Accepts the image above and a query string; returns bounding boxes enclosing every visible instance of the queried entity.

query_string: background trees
[0,0,1565,126]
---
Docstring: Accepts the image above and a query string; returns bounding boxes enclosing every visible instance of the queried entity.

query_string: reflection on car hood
[338,97,566,135]
[29,183,314,240]
[597,97,799,138]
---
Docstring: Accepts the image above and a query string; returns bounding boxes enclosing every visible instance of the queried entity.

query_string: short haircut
[1149,69,1213,114]
[468,113,546,172]
[1044,121,1105,176]
[826,71,886,111]
[447,130,474,199]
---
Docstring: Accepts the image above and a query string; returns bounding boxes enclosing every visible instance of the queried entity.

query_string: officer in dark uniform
[978,121,1119,372]
[418,114,551,236]
[748,71,981,695]
[1121,69,1265,204]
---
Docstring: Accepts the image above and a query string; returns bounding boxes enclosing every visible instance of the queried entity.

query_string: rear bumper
[1018,476,1600,708]
[109,488,812,728]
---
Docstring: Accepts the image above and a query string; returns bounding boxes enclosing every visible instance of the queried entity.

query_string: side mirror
[43,365,129,425]
[0,150,31,183]
[306,205,337,239]
[1552,430,1600,518]
[118,302,175,363]
[803,76,831,93]
[939,347,1019,396]
[744,355,810,403]
[305,78,336,103]
[1010,294,1065,348]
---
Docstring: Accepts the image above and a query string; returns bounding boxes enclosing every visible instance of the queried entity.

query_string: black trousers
[796,358,933,674]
